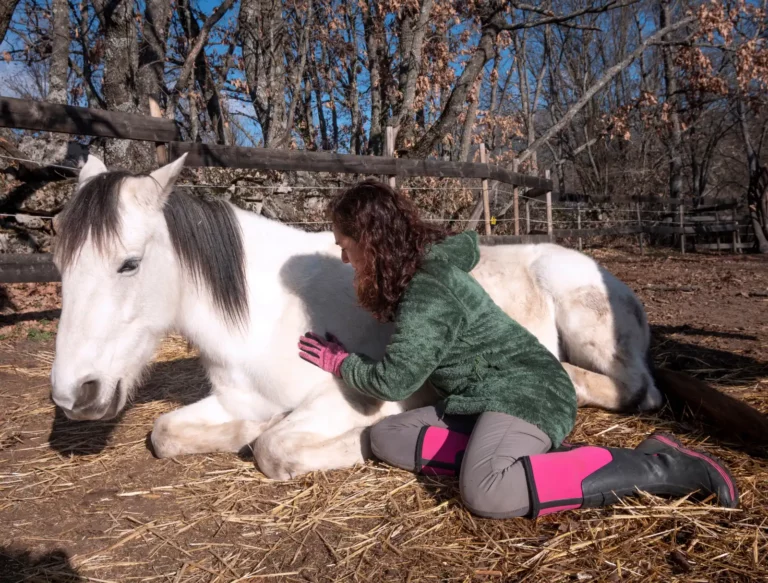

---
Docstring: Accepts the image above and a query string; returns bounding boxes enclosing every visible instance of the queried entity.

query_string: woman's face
[333,223,364,273]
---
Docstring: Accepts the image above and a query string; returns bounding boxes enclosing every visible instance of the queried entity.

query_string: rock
[16,136,89,168]
[11,179,76,214]
[14,214,45,229]
[0,232,39,253]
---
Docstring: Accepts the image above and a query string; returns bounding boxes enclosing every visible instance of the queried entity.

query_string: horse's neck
[172,209,337,362]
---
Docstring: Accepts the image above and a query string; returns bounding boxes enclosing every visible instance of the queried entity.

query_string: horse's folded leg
[562,363,633,411]
[253,426,371,480]
[151,418,270,458]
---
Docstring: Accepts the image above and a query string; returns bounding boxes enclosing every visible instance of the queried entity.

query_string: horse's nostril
[72,377,101,412]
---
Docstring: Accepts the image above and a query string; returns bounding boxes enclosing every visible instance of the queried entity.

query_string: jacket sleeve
[340,275,466,401]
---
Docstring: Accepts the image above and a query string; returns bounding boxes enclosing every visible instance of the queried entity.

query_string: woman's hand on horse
[298,332,349,377]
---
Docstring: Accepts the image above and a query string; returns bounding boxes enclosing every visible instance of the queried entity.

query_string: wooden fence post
[385,126,396,189]
[545,169,553,241]
[577,204,582,251]
[148,96,168,165]
[679,204,685,254]
[715,209,721,252]
[480,143,491,236]
[636,202,644,254]
[512,159,520,236]
[526,201,531,234]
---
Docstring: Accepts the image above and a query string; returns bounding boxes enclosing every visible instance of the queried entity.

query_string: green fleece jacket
[340,231,577,447]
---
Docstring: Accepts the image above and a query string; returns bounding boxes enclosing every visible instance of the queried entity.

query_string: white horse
[50,154,664,479]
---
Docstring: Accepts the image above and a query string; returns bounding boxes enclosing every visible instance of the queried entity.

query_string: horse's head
[50,154,188,420]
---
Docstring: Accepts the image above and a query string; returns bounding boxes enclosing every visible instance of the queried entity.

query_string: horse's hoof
[150,416,182,459]
[252,451,297,480]
[251,437,298,480]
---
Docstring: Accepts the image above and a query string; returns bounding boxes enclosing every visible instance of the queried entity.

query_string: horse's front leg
[150,394,285,458]
[252,382,409,480]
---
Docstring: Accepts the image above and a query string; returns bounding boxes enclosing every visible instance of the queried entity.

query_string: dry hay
[1,334,765,583]
[2,248,768,582]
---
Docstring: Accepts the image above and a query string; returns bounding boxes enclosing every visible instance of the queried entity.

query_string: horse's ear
[78,155,107,185]
[149,154,187,197]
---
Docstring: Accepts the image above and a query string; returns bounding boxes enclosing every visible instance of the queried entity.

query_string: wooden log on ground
[655,368,768,447]
[0,96,180,143]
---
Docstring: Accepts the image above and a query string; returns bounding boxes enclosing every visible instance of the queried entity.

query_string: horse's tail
[652,367,768,447]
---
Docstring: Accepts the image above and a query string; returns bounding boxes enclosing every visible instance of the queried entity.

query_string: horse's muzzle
[55,378,123,421]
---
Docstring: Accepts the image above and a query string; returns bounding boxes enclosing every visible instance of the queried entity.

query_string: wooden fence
[0,96,754,283]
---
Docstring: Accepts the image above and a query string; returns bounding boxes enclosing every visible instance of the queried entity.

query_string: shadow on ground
[47,357,210,456]
[0,547,81,583]
[0,309,61,326]
[651,324,767,387]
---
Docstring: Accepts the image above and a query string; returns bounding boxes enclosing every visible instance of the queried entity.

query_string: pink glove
[298,332,349,377]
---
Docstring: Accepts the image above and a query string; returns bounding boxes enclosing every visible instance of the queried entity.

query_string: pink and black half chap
[415,426,471,476]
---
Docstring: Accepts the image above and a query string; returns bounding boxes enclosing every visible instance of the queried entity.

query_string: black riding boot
[521,432,739,518]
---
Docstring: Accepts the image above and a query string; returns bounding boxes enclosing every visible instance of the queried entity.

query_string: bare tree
[657,0,684,199]
[737,97,768,252]
[239,0,287,147]
[138,0,172,108]
[47,0,69,104]
[171,0,235,143]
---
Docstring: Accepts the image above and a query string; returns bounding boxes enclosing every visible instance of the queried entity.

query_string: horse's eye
[118,258,141,274]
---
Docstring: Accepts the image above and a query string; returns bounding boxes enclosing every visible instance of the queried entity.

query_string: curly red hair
[328,180,449,323]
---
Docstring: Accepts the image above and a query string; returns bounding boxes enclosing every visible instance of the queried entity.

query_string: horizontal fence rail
[0,253,60,283]
[170,144,552,187]
[0,96,552,190]
[0,96,180,143]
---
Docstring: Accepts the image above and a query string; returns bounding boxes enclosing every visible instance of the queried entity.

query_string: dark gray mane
[55,170,248,328]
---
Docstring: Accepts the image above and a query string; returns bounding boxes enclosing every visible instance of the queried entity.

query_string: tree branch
[517,15,696,164]
[167,0,236,119]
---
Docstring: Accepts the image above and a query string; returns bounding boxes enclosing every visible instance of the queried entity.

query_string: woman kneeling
[298,180,738,519]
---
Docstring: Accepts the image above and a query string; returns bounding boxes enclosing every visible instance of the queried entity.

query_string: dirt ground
[0,246,766,583]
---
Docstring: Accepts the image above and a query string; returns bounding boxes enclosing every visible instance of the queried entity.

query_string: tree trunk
[393,0,433,150]
[659,0,683,199]
[737,98,768,253]
[48,0,69,104]
[0,0,20,46]
[310,60,329,150]
[239,0,287,147]
[75,3,103,107]
[363,2,384,154]
[93,0,154,171]
[458,77,481,162]
[177,0,233,144]
[409,12,501,159]
[138,0,171,106]
[283,1,313,150]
